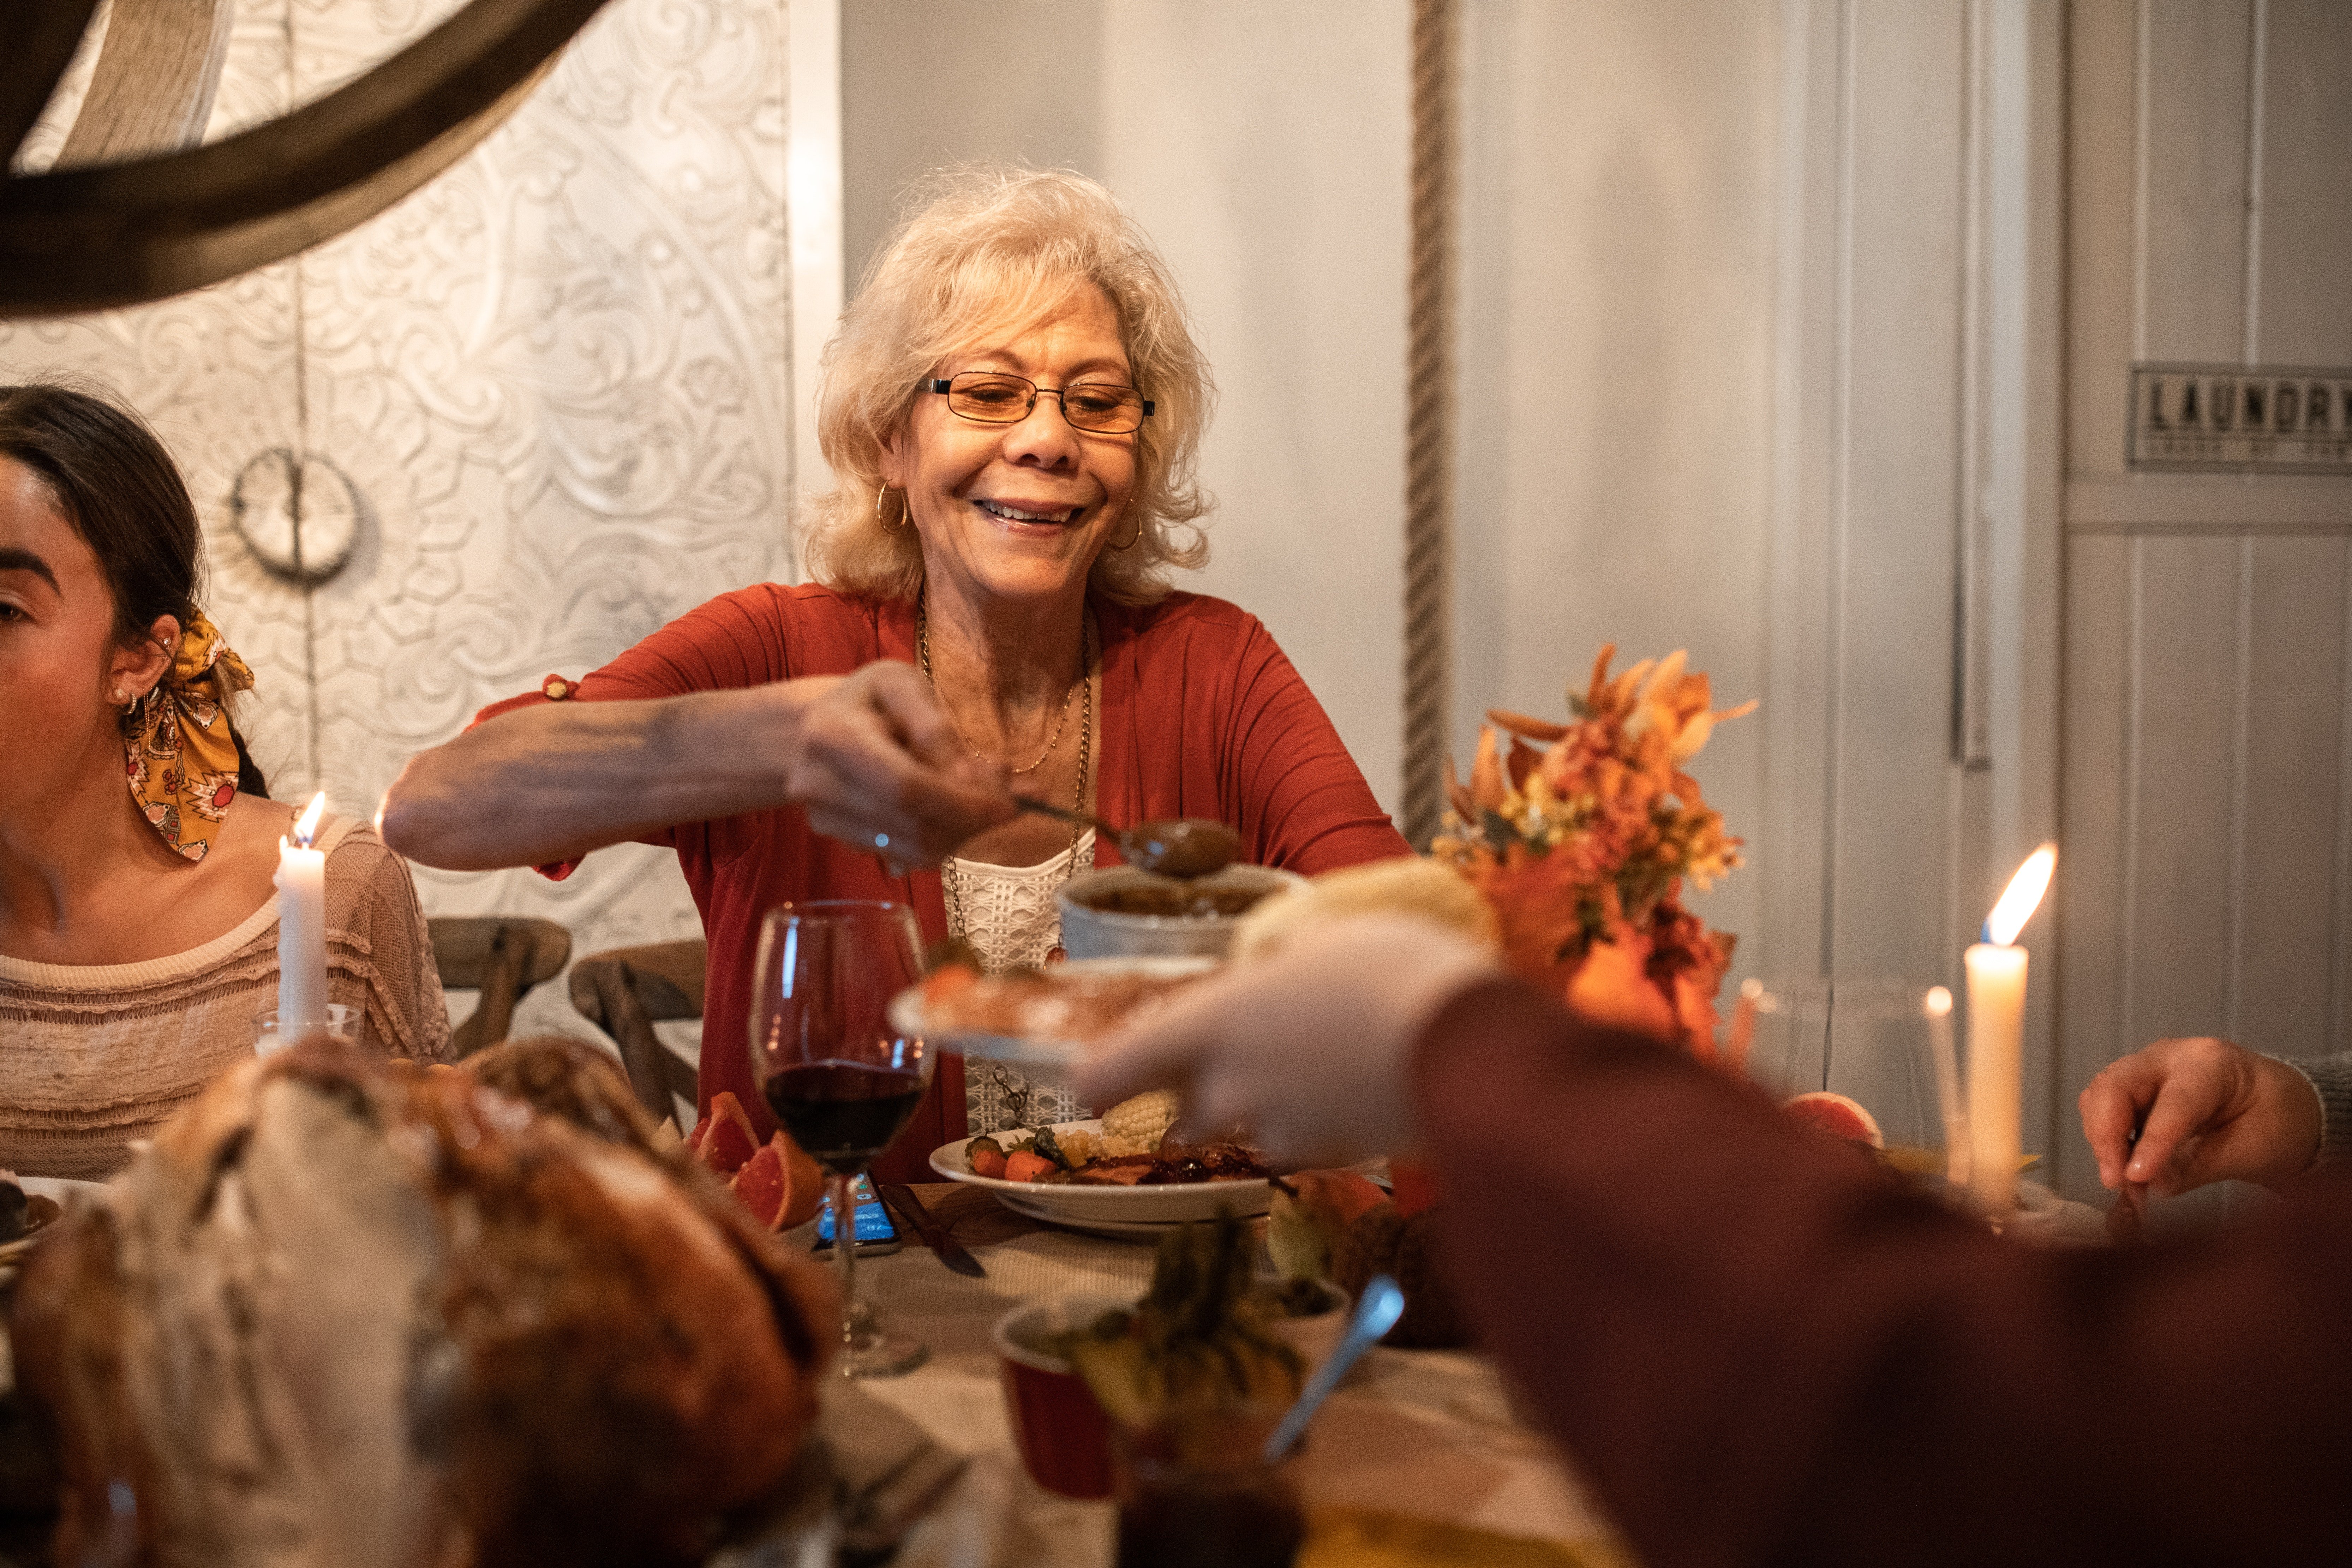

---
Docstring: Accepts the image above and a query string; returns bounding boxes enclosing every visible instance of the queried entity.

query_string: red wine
[764,1062,927,1174]
[1116,1484,1302,1568]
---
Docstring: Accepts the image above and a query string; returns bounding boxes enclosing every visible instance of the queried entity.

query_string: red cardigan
[481,585,1408,1181]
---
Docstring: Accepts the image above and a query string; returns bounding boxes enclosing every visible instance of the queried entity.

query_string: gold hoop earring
[876,486,909,533]
[1111,515,1144,551]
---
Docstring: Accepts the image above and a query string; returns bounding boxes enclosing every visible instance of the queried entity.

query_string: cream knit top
[0,815,451,1180]
[952,831,1095,1136]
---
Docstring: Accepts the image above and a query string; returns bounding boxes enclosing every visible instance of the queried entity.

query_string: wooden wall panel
[2057,0,2352,1203]
[1827,0,1968,982]
[2236,535,2348,1057]
[2055,535,2132,1197]
[2124,536,2242,1045]
[2067,0,2137,482]
[2141,0,2251,361]
[2255,0,2352,364]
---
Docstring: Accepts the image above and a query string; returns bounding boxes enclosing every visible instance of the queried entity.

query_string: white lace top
[952,831,1095,1134]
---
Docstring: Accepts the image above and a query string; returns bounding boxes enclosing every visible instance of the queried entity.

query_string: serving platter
[888,956,1219,1081]
[928,1118,1275,1237]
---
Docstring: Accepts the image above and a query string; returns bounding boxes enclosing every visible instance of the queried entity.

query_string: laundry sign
[2130,363,2352,475]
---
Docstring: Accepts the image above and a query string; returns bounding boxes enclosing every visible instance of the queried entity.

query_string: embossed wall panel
[2,0,796,1021]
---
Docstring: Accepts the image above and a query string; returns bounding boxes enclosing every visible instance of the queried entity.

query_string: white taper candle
[1964,943,2027,1214]
[275,793,330,1033]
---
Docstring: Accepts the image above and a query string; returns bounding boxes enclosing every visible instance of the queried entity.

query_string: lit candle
[1965,845,2056,1216]
[275,792,330,1034]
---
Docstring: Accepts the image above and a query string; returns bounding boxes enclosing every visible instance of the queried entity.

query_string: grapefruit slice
[778,1133,824,1228]
[730,1142,788,1229]
[693,1090,761,1176]
[1782,1091,1884,1149]
[725,1133,827,1232]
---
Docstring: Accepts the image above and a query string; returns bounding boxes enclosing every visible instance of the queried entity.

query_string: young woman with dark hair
[0,384,449,1180]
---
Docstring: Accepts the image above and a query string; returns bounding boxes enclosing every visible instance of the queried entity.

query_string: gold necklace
[919,592,1094,942]
[962,672,1078,775]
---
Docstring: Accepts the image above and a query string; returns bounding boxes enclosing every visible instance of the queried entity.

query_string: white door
[2054,0,2352,1203]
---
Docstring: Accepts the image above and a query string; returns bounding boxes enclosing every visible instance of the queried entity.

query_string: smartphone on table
[813,1174,902,1256]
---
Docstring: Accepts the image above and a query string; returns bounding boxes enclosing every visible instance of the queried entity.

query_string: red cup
[993,1294,1133,1499]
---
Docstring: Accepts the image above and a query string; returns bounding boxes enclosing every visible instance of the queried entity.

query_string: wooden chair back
[429,916,572,1060]
[568,940,705,1122]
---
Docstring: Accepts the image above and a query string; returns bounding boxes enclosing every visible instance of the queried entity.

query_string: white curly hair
[800,164,1216,605]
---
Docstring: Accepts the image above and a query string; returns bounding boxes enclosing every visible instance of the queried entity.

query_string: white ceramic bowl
[998,1283,1351,1385]
[1264,1276,1351,1377]
[1057,864,1305,960]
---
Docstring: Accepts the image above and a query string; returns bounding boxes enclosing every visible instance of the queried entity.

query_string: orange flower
[1430,646,1753,1055]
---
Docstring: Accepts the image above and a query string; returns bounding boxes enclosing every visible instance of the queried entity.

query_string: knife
[878,1183,985,1278]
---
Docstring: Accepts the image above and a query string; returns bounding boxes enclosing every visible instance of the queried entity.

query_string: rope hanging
[1401,0,1459,848]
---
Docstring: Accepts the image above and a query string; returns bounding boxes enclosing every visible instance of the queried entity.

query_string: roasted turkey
[12,1037,836,1568]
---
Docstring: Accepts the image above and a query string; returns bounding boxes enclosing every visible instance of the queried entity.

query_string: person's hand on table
[788,661,1015,869]
[1075,914,1500,1167]
[2078,1036,2322,1202]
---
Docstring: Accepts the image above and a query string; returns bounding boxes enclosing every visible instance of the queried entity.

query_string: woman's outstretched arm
[380,662,1010,872]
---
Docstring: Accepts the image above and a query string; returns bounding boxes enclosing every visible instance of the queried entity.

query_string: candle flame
[292,791,327,849]
[1925,985,1953,1018]
[1984,844,2056,947]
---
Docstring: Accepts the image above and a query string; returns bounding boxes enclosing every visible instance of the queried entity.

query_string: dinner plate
[888,956,1219,1082]
[991,1192,1204,1240]
[928,1119,1275,1230]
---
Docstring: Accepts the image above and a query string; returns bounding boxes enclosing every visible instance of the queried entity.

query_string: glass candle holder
[1741,976,1967,1197]
[255,1004,357,1056]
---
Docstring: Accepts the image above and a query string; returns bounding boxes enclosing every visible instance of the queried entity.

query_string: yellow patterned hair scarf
[126,612,257,863]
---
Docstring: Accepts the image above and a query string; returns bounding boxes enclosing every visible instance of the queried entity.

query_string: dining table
[815,1183,1635,1568]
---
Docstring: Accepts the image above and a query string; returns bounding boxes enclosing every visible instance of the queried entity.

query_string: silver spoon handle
[1010,795,1110,834]
[1261,1275,1404,1464]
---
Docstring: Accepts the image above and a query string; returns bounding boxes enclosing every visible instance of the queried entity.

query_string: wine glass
[749,900,933,1378]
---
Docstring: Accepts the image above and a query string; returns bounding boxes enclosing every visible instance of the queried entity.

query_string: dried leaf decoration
[1430,645,1756,1052]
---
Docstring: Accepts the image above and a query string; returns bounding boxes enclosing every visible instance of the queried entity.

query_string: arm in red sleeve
[1223,620,1411,873]
[1412,979,2352,1568]
[451,592,808,876]
[383,590,820,872]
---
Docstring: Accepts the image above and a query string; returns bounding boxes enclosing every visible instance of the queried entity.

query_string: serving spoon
[1261,1275,1405,1463]
[1010,798,1243,879]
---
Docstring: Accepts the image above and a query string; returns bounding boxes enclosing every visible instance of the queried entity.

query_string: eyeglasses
[925,371,1155,435]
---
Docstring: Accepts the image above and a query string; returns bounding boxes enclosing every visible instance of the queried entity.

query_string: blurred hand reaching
[1075,915,1500,1167]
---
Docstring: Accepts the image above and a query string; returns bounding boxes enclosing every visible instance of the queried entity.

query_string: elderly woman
[0,385,450,1179]
[382,166,1407,1178]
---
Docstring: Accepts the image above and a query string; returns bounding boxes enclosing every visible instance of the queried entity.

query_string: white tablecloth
[831,1224,1623,1568]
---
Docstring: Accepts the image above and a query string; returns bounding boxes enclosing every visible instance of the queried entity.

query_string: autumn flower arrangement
[1431,646,1755,1051]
